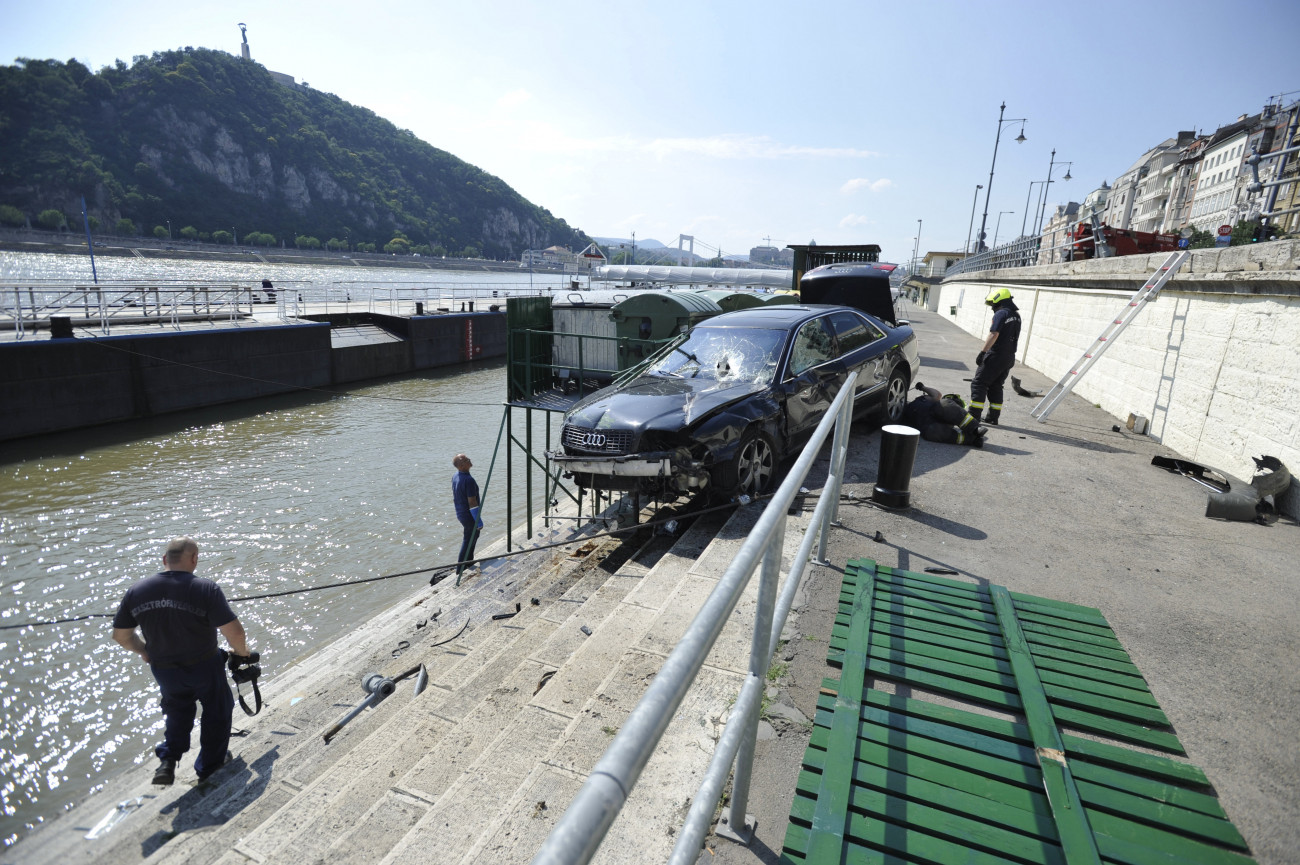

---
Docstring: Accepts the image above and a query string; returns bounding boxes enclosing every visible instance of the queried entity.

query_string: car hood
[567,375,767,434]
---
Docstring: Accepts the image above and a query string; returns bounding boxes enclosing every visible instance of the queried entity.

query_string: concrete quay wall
[0,311,506,442]
[937,240,1300,515]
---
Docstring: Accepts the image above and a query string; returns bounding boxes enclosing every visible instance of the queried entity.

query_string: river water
[0,253,579,846]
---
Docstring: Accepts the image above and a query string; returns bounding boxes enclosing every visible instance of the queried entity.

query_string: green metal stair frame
[781,559,1255,865]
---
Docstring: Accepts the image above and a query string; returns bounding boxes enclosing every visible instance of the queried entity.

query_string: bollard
[872,424,920,509]
[50,316,74,339]
[415,302,424,316]
[468,300,474,312]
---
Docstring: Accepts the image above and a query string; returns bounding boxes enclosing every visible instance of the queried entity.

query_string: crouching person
[902,382,986,448]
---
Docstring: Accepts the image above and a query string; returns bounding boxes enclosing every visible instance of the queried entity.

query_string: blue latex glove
[470,506,483,529]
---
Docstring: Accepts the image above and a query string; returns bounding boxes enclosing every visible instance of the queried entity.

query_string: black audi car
[549,303,919,499]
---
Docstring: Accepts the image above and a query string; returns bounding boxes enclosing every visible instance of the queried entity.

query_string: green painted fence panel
[781,559,1255,865]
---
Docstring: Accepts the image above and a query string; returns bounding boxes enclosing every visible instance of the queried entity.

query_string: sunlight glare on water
[0,354,550,846]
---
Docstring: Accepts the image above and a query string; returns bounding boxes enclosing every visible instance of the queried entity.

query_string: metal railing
[531,371,859,865]
[946,235,1043,275]
[2,285,253,337]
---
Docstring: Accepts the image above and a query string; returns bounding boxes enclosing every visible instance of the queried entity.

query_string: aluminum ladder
[1031,250,1190,422]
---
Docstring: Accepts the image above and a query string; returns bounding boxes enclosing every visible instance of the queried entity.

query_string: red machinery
[1069,221,1179,260]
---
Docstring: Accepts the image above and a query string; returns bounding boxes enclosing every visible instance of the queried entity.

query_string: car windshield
[646,326,786,385]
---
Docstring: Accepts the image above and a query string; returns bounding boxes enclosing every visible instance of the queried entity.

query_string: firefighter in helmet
[969,287,1021,426]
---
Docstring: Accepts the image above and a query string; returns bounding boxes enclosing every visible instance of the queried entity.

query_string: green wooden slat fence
[781,558,1255,865]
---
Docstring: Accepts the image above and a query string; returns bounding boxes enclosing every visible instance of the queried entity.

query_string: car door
[781,315,841,444]
[827,310,889,412]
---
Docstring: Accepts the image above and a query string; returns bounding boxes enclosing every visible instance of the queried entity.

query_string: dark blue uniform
[113,571,237,777]
[452,470,481,571]
[971,300,1021,424]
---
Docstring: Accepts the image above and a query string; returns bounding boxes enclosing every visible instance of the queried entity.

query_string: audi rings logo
[579,432,606,448]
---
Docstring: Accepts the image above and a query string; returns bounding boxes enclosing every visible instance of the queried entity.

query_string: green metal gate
[782,559,1255,864]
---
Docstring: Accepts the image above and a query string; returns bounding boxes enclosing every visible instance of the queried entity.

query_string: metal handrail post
[830,390,855,525]
[720,513,785,842]
[818,397,850,562]
[667,673,763,864]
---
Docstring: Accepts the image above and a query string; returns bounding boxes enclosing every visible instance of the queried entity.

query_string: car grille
[562,425,638,455]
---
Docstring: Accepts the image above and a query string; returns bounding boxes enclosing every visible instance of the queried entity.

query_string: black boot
[153,758,176,786]
[986,410,1000,426]
[968,407,983,426]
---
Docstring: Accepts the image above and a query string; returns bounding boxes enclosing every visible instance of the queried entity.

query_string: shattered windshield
[646,326,786,385]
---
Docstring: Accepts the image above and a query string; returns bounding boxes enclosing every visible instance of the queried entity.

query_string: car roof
[695,305,872,328]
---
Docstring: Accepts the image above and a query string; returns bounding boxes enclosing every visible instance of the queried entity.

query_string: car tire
[881,366,910,424]
[713,428,777,499]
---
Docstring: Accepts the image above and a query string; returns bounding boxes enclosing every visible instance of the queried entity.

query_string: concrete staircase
[10,500,809,865]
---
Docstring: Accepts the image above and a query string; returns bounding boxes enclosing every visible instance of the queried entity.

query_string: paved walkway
[711,303,1298,864]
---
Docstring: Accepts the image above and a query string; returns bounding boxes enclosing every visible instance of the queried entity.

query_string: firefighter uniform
[970,288,1022,425]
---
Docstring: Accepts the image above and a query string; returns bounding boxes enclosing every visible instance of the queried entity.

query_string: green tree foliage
[37,208,66,230]
[0,50,588,257]
[115,217,136,234]
[0,204,25,226]
[326,237,347,250]
[245,231,276,247]
[211,229,232,244]
[1186,228,1216,249]
[295,235,321,249]
[179,225,198,239]
[1231,219,1261,245]
[154,225,169,239]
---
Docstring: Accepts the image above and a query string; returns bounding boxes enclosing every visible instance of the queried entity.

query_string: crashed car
[549,304,919,498]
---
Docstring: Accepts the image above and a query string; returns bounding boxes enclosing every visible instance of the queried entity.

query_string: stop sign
[1217,224,1233,236]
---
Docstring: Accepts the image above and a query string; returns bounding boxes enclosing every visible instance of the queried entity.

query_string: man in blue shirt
[452,453,483,576]
[112,537,253,786]
[969,288,1022,426]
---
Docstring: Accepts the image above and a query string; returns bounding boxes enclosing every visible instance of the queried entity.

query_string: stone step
[246,513,728,865]
[341,511,747,865]
[142,525,634,865]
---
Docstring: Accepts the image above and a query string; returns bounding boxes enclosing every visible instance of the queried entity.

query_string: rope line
[0,495,760,632]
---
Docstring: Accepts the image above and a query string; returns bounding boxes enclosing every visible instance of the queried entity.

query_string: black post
[872,425,920,509]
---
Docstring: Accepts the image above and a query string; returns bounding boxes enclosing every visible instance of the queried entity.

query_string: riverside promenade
[5,302,1297,865]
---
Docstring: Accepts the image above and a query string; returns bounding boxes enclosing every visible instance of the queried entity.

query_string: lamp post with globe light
[1035,150,1073,235]
[976,102,1026,252]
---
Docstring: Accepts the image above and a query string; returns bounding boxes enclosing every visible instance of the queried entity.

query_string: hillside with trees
[0,49,588,258]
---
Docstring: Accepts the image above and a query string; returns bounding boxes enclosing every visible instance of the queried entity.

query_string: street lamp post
[964,184,983,254]
[1021,181,1046,236]
[912,219,922,275]
[993,211,1014,248]
[1035,149,1073,236]
[976,102,1027,252]
[166,219,171,241]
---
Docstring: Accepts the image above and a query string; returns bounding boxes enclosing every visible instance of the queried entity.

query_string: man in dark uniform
[969,287,1022,426]
[452,454,483,576]
[112,537,253,786]
[902,383,986,447]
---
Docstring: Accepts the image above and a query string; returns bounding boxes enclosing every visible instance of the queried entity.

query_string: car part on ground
[1153,454,1292,524]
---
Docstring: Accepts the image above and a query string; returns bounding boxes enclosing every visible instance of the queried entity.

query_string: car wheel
[883,366,910,423]
[713,428,776,498]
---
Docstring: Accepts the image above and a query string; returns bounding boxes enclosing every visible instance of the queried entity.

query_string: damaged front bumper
[547,450,711,493]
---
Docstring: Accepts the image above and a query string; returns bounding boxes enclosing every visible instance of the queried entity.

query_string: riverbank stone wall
[939,240,1300,517]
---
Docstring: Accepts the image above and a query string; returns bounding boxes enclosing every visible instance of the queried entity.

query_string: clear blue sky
[5,1,1299,262]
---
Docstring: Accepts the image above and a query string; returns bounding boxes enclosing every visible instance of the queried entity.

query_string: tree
[212,229,232,244]
[326,237,347,251]
[1231,219,1261,246]
[1186,228,1216,250]
[179,225,198,240]
[0,204,25,227]
[38,209,67,230]
[154,225,169,239]
[384,236,411,254]
[295,235,321,249]
[115,217,137,235]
